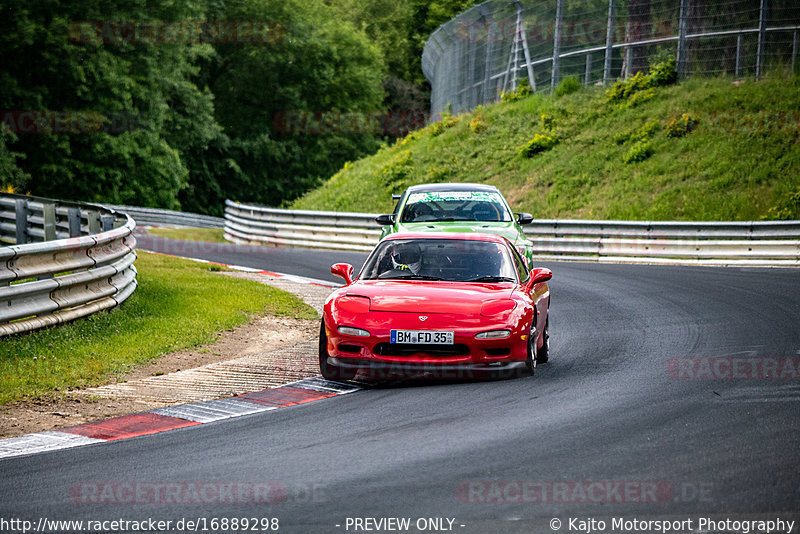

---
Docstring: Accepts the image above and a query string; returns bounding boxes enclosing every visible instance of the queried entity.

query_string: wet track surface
[2,236,798,533]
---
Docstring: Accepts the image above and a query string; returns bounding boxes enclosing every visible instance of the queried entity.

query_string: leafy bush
[470,112,489,133]
[501,77,533,103]
[625,88,656,108]
[606,57,677,104]
[555,76,581,97]
[640,120,660,138]
[520,134,557,157]
[615,121,660,146]
[624,141,653,163]
[649,56,678,87]
[428,114,459,136]
[614,131,632,145]
[666,113,699,138]
[540,113,555,131]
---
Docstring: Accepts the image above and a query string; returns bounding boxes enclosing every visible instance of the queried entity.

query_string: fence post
[515,0,535,90]
[676,0,689,79]
[42,203,56,241]
[68,208,82,237]
[735,33,743,77]
[15,199,28,245]
[756,0,767,79]
[585,52,593,85]
[551,0,564,92]
[482,8,497,102]
[603,0,615,85]
[625,46,633,78]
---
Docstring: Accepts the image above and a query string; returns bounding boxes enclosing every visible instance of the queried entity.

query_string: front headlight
[475,329,511,339]
[338,326,370,337]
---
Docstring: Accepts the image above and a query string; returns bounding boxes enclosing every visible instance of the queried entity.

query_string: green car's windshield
[400,191,513,223]
[361,238,518,282]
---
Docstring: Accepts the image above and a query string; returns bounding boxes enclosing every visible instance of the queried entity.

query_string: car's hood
[345,281,515,314]
[397,221,526,243]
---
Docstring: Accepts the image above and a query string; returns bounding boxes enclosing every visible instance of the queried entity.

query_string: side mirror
[375,214,394,226]
[526,267,552,290]
[331,263,354,285]
[516,212,534,225]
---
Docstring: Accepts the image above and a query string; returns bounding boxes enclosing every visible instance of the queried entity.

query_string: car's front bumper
[326,356,527,380]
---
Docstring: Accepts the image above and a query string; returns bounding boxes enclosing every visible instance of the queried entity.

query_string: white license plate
[390,330,454,344]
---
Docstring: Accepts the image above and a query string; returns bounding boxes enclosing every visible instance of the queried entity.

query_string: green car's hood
[395,221,529,245]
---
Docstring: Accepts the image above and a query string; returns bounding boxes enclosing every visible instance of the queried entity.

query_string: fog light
[475,329,511,339]
[338,326,370,337]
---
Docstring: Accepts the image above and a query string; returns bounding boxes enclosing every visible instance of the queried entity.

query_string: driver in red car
[390,242,422,274]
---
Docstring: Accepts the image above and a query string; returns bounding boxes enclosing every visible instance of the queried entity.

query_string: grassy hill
[292,71,800,221]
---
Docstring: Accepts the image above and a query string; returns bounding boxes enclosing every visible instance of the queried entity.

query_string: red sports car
[319,233,552,380]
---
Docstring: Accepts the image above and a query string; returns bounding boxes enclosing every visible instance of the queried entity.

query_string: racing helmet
[390,241,422,273]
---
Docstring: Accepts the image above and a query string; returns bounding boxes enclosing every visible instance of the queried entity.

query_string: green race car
[375,183,535,265]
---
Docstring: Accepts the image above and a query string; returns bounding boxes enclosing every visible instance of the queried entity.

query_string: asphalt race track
[1,235,799,534]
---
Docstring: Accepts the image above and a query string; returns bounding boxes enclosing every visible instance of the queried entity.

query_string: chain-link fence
[422,0,800,114]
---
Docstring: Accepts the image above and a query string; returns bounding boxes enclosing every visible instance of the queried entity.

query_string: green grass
[292,73,800,221]
[147,227,227,243]
[0,252,317,405]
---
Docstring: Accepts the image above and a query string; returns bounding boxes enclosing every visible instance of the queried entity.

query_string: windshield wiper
[466,276,515,283]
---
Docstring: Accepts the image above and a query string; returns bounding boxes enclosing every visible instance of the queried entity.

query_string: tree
[206,0,387,207]
[0,0,218,209]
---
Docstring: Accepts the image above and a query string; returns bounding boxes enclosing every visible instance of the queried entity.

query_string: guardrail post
[43,203,57,242]
[735,33,743,78]
[87,211,102,234]
[551,0,564,92]
[676,0,688,79]
[603,0,615,85]
[756,0,767,79]
[68,208,82,237]
[15,199,28,245]
[101,215,115,232]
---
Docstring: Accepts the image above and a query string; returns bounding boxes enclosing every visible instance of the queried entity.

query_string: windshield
[400,191,513,223]
[360,238,518,282]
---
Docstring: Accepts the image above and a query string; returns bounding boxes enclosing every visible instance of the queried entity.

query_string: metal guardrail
[0,193,138,337]
[103,205,224,229]
[224,201,800,267]
[224,200,380,252]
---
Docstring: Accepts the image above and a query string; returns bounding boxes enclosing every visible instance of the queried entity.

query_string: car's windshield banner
[406,191,505,204]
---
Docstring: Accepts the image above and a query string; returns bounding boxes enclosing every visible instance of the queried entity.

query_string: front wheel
[524,318,537,376]
[319,320,358,381]
[536,315,550,364]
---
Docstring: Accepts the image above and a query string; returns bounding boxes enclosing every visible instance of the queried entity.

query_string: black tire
[524,317,537,376]
[319,320,357,381]
[536,315,550,364]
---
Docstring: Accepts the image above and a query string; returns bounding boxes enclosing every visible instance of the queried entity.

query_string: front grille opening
[484,348,511,356]
[374,343,470,357]
[338,344,362,353]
